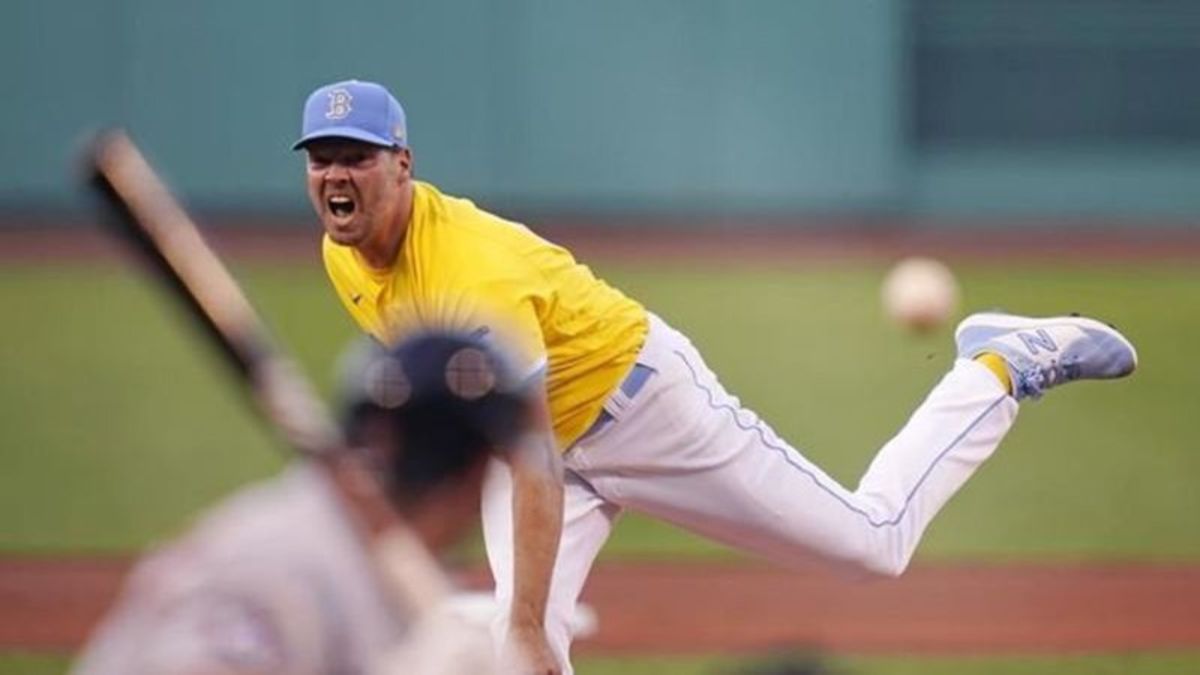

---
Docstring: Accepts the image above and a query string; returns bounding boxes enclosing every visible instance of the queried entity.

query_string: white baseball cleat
[955,312,1138,400]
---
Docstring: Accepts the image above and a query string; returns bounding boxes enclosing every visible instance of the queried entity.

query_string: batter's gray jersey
[73,462,407,675]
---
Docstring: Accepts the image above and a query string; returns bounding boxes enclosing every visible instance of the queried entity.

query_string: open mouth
[327,195,356,219]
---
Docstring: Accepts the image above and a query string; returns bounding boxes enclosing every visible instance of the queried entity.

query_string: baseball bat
[82,129,450,614]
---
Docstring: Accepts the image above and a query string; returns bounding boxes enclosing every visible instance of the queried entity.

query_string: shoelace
[1015,358,1082,399]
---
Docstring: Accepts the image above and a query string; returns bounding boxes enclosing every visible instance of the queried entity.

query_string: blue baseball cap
[292,80,408,150]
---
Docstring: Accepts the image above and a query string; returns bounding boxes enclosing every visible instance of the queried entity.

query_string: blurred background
[2,1,1199,673]
[9,0,1200,219]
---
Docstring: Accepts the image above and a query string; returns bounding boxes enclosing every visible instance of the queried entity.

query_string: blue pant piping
[672,349,1006,529]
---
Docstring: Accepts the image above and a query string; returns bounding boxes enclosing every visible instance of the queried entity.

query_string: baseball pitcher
[294,79,1139,675]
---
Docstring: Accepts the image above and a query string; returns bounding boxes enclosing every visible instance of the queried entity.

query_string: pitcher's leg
[586,333,1016,578]
[851,358,1016,572]
[481,460,618,673]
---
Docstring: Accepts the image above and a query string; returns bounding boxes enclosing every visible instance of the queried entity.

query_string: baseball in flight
[881,257,960,333]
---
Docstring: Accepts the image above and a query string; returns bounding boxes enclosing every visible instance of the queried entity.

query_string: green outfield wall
[4,0,1200,219]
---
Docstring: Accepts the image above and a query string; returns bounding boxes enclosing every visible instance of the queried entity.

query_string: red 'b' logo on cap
[325,89,353,120]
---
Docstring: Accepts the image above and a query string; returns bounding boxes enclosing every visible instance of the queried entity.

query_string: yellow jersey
[322,181,649,449]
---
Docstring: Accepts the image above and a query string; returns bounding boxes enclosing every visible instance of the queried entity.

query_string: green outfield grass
[2,255,1198,674]
[2,258,1199,558]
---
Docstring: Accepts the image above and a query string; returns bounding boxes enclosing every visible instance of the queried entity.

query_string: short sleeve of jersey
[465,266,549,381]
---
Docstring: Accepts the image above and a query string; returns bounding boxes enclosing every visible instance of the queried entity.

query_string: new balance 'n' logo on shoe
[1017,329,1057,355]
[955,312,1138,400]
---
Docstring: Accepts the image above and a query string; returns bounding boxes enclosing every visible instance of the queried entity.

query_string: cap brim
[292,126,400,151]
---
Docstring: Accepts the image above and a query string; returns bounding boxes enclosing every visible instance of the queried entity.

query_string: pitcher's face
[305,140,410,247]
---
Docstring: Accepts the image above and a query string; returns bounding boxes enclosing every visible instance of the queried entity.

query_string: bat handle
[252,356,343,458]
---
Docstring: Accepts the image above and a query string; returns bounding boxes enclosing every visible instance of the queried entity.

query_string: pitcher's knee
[844,542,913,578]
[859,552,910,578]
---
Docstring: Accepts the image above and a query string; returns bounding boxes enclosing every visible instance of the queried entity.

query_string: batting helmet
[338,331,531,502]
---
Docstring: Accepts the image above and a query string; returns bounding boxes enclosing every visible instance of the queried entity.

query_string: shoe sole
[956,312,1139,372]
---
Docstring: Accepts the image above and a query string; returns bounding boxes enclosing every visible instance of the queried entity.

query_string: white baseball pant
[482,313,1018,671]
